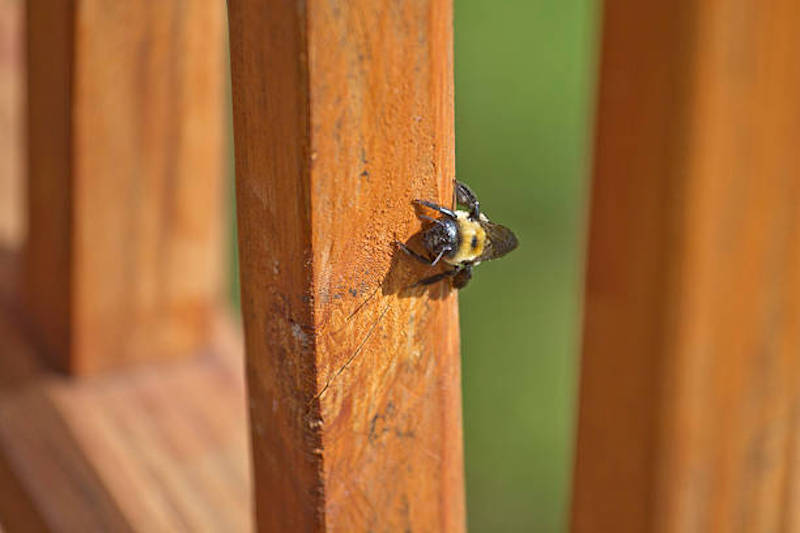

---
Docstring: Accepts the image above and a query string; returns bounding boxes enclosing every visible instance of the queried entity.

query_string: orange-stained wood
[572,1,800,531]
[0,308,251,532]
[1,248,250,531]
[227,0,465,530]
[24,0,227,374]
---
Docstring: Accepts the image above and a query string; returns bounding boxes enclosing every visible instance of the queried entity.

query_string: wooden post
[0,0,24,249]
[24,1,227,374]
[228,0,465,530]
[572,1,800,531]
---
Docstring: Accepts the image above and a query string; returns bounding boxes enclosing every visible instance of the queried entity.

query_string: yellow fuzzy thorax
[445,211,486,265]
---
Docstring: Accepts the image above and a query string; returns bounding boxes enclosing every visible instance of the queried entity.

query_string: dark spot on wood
[394,428,415,439]
[368,413,387,443]
[368,402,413,443]
[400,494,411,533]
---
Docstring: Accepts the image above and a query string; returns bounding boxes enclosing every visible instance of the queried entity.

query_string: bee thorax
[445,211,486,265]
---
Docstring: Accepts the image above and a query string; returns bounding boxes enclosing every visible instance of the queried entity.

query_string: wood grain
[24,0,227,374]
[0,0,24,249]
[0,288,250,532]
[572,1,800,531]
[228,0,465,530]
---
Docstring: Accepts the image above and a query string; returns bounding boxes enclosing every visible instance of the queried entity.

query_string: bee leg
[413,199,457,219]
[455,180,480,220]
[418,214,445,226]
[429,247,448,266]
[411,268,459,288]
[396,241,434,265]
[452,264,473,289]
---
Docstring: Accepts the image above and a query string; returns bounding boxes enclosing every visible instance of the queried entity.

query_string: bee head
[421,216,459,259]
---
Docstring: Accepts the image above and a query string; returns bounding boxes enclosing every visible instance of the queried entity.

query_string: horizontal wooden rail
[228,0,466,530]
[572,1,800,531]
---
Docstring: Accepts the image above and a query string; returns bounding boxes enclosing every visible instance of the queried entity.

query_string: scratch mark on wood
[343,285,381,323]
[313,304,390,402]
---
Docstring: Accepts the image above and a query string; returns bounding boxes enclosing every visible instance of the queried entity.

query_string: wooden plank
[0,0,24,249]
[24,0,73,369]
[24,1,227,374]
[227,0,465,530]
[0,449,49,533]
[0,284,250,532]
[572,1,800,531]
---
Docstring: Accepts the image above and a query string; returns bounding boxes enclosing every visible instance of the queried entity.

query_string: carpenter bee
[397,180,518,289]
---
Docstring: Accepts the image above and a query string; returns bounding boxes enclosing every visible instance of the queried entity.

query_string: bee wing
[479,221,519,261]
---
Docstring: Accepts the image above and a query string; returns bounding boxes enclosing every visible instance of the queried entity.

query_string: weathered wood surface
[0,251,250,532]
[24,0,227,374]
[572,1,800,531]
[228,0,465,530]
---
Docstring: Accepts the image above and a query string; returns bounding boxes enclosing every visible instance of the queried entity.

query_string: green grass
[454,1,597,530]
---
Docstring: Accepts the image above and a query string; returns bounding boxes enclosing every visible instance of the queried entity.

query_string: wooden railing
[1,0,464,531]
[227,0,464,529]
[572,1,800,531]
[2,0,800,531]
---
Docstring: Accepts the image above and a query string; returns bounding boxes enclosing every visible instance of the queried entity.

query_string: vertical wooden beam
[0,0,25,249]
[572,1,800,531]
[228,0,465,531]
[25,1,227,374]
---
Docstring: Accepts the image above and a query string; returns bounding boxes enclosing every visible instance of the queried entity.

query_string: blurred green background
[230,1,597,530]
[453,1,596,530]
